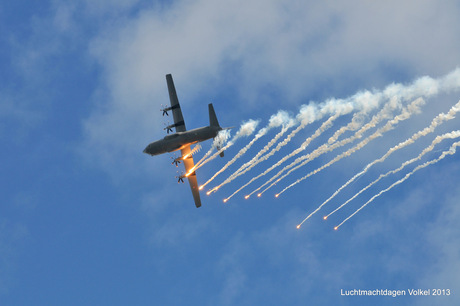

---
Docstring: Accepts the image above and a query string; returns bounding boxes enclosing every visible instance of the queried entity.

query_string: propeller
[176,171,185,183]
[163,122,173,134]
[161,104,169,116]
[171,155,181,167]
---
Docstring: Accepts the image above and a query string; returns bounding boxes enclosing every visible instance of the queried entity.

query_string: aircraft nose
[143,142,163,156]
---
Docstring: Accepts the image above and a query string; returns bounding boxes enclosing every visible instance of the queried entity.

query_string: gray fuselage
[143,125,221,156]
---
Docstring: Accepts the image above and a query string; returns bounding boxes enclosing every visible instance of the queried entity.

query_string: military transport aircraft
[143,74,231,207]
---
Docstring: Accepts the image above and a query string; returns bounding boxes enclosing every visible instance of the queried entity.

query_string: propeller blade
[163,122,173,134]
[176,171,185,183]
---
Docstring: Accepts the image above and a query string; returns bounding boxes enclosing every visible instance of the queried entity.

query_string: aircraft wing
[166,74,187,133]
[180,145,201,208]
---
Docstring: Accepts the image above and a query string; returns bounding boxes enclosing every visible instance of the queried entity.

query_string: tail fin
[210,103,226,158]
[208,103,220,127]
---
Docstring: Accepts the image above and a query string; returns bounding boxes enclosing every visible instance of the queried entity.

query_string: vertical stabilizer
[209,103,224,157]
[209,103,220,127]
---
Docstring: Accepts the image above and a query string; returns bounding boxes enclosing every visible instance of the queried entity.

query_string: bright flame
[323,216,328,220]
[257,193,262,197]
[199,186,204,190]
[334,226,338,231]
[207,187,218,195]
[244,195,250,199]
[296,224,301,229]
[223,198,228,203]
[275,194,279,198]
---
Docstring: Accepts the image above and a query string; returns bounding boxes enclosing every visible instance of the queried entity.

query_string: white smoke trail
[230,122,294,179]
[223,112,343,201]
[253,97,424,197]
[213,129,231,149]
[223,85,414,200]
[228,112,296,178]
[335,140,460,229]
[182,144,202,159]
[214,92,381,197]
[309,100,460,215]
[208,123,295,194]
[217,90,390,197]
[222,122,304,183]
[327,130,460,220]
[207,105,319,196]
[231,68,460,202]
[327,109,367,144]
[327,91,382,144]
[192,120,259,173]
[201,130,266,189]
[266,110,294,129]
[228,103,322,172]
[201,111,293,190]
[194,129,230,169]
[247,90,419,197]
[272,98,426,197]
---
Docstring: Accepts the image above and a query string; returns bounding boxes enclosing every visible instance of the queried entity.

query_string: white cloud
[83,0,460,175]
[6,1,460,303]
[76,4,460,301]
[81,0,142,15]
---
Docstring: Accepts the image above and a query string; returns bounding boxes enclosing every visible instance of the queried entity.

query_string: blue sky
[2,1,460,305]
